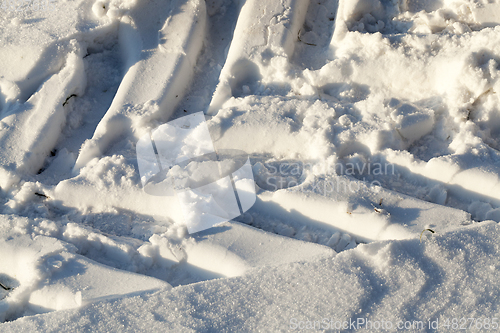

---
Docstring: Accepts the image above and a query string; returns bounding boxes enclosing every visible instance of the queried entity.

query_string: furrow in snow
[0,228,170,321]
[384,148,500,213]
[331,0,500,45]
[252,174,471,243]
[0,44,86,189]
[207,0,310,114]
[74,0,207,172]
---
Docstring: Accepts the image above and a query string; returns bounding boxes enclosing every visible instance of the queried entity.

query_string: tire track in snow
[5,1,500,322]
[0,42,86,184]
[74,0,208,172]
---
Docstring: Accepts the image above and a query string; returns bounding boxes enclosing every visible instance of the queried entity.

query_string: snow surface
[2,0,500,331]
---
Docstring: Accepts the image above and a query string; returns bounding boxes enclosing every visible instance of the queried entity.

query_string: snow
[2,0,500,330]
[74,0,207,171]
[0,42,86,176]
[3,221,500,331]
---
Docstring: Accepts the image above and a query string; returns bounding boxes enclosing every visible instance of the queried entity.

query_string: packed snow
[2,0,500,331]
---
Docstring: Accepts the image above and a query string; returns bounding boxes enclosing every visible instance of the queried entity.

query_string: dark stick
[0,282,11,291]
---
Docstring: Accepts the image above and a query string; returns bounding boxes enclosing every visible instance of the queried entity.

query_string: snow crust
[2,0,500,330]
